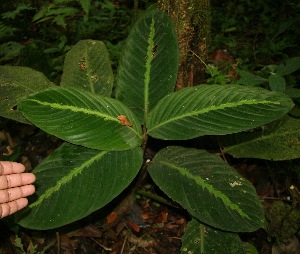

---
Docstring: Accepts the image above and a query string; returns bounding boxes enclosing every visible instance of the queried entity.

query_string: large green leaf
[181,219,245,254]
[0,66,54,123]
[147,85,294,140]
[115,10,179,123]
[16,143,143,229]
[148,146,265,232]
[221,116,300,160]
[61,40,113,96]
[18,87,143,150]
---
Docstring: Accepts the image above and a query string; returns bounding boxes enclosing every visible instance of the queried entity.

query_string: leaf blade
[0,66,54,123]
[147,85,294,140]
[61,40,113,96]
[148,146,265,232]
[221,116,300,160]
[268,73,286,92]
[181,219,245,254]
[237,70,267,86]
[18,87,143,150]
[16,143,143,229]
[276,57,300,76]
[115,10,179,123]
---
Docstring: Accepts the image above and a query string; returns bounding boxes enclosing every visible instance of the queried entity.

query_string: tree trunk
[158,0,211,90]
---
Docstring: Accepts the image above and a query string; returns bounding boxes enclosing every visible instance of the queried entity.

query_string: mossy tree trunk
[158,0,211,90]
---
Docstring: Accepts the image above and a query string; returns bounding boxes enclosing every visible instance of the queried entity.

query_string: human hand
[0,161,36,219]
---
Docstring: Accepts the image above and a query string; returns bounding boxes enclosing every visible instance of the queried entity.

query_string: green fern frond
[32,0,85,29]
[1,3,34,19]
[77,0,91,20]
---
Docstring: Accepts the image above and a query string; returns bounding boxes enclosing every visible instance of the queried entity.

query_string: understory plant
[0,10,298,253]
[237,57,300,93]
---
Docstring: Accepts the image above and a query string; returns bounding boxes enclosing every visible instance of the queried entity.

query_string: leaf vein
[29,99,117,122]
[149,99,280,133]
[144,16,156,122]
[158,160,250,219]
[30,151,108,208]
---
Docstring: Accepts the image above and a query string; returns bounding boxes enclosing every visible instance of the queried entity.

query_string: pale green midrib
[27,99,143,138]
[157,160,250,219]
[144,17,156,123]
[148,99,281,133]
[85,45,95,94]
[28,99,117,121]
[29,151,108,208]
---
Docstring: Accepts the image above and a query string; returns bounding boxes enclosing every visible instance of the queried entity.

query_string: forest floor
[0,118,300,254]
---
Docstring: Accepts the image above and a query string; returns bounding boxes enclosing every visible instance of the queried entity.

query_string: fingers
[0,184,35,203]
[0,161,25,175]
[0,198,29,219]
[0,173,36,190]
[0,161,36,218]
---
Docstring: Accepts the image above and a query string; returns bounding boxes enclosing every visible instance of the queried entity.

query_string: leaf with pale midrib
[147,85,294,140]
[16,143,143,230]
[61,40,113,96]
[181,219,245,254]
[115,10,179,124]
[19,87,143,151]
[148,146,265,232]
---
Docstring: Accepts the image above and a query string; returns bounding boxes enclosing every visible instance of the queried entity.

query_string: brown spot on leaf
[117,115,133,127]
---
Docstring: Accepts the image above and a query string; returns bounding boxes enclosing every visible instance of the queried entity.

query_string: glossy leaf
[221,116,300,160]
[148,146,265,232]
[147,85,294,140]
[17,143,143,229]
[0,66,54,123]
[181,219,245,254]
[115,10,179,123]
[61,40,113,96]
[18,87,143,150]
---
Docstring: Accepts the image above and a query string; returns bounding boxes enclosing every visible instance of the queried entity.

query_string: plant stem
[136,189,178,208]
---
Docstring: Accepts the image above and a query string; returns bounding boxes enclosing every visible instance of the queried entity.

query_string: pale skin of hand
[0,161,36,219]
